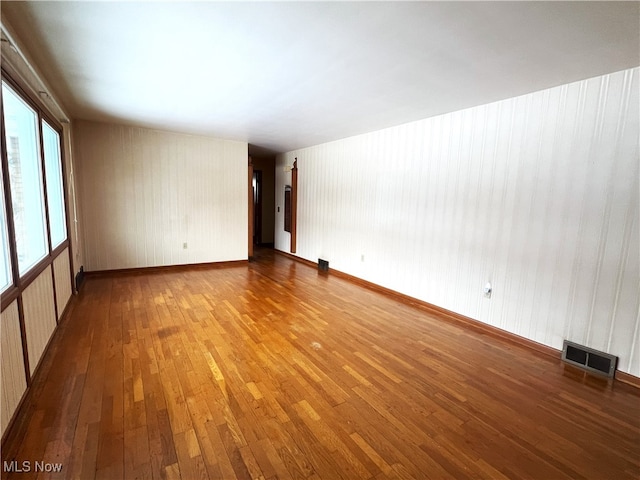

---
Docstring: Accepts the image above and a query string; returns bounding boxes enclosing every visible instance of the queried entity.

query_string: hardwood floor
[2,248,639,479]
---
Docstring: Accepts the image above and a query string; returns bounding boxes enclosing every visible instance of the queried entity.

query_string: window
[42,120,67,249]
[2,82,49,275]
[0,163,11,293]
[1,72,70,309]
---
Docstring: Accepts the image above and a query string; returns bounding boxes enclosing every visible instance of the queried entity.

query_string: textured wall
[22,267,58,376]
[75,121,248,271]
[1,301,27,437]
[53,248,72,319]
[64,123,84,278]
[276,68,639,376]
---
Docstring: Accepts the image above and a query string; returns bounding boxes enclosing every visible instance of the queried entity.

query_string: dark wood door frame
[290,159,297,254]
[248,156,253,259]
[253,170,262,246]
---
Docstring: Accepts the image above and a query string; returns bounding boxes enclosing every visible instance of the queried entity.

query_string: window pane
[0,162,12,293]
[42,120,67,249]
[2,82,48,274]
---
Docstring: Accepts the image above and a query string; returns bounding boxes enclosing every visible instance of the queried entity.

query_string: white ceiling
[2,1,638,154]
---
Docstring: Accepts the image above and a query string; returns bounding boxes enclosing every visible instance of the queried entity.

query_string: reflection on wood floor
[2,248,639,479]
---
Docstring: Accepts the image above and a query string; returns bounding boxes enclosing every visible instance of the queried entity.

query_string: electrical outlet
[361,254,365,262]
[484,282,492,298]
[183,242,188,249]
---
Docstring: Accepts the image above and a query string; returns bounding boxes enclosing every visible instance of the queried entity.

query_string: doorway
[248,153,275,254]
[252,170,262,245]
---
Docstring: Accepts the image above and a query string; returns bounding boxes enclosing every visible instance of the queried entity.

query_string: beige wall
[276,67,640,376]
[53,247,73,318]
[1,301,27,437]
[63,123,85,280]
[74,121,248,271]
[22,267,58,376]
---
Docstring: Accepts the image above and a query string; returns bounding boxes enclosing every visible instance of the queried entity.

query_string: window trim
[0,93,19,303]
[3,79,50,276]
[0,173,13,294]
[0,66,74,313]
[41,118,68,250]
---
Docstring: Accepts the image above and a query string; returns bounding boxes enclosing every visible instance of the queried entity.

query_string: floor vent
[561,340,617,378]
[318,259,329,272]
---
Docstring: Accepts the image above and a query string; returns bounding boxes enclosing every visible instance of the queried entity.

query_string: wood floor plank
[2,248,639,479]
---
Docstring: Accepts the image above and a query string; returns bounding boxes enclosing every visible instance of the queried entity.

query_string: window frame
[1,67,73,312]
[41,118,68,250]
[0,163,12,293]
[3,80,50,276]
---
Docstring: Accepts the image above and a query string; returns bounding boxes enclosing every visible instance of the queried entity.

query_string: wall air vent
[561,340,617,378]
